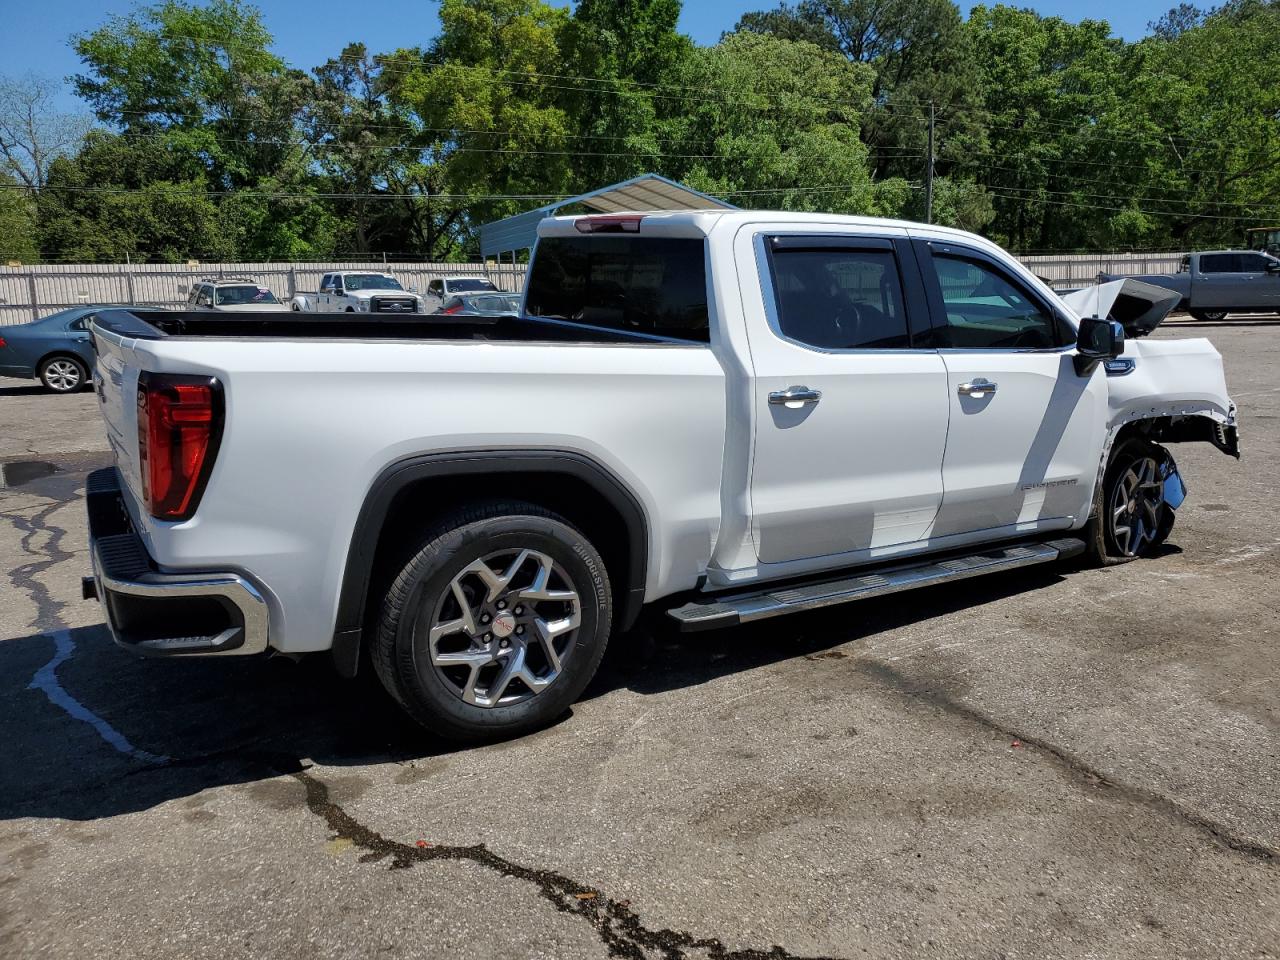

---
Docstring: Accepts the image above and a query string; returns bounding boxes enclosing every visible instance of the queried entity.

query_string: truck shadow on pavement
[0,563,1079,824]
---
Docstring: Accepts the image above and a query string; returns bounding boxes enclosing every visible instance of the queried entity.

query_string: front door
[745,233,950,565]
[916,241,1106,537]
[1231,252,1280,309]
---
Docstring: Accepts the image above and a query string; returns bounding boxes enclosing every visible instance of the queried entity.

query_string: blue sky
[10,0,1175,112]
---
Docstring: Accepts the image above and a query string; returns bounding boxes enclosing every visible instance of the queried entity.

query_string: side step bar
[668,537,1085,632]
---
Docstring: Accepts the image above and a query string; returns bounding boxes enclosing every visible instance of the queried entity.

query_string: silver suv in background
[423,275,500,312]
[186,278,290,313]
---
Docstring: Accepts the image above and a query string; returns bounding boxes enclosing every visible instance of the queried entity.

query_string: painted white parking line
[28,629,169,764]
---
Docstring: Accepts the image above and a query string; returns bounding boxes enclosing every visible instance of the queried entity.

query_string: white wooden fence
[0,260,527,325]
[1019,252,1186,288]
[0,251,1183,325]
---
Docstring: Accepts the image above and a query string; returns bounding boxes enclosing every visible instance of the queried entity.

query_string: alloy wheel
[1109,456,1165,557]
[44,359,82,392]
[422,548,581,708]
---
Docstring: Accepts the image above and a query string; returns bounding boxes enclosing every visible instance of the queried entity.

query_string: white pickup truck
[290,271,425,314]
[84,211,1239,740]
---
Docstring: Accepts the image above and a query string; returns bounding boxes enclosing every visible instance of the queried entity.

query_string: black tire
[1084,438,1176,566]
[371,500,612,741]
[39,355,88,393]
[1189,309,1228,321]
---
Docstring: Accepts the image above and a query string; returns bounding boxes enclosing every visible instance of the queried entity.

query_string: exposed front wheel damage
[1085,438,1181,565]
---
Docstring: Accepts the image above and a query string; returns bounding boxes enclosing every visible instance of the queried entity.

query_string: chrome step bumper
[85,467,271,656]
[668,538,1085,632]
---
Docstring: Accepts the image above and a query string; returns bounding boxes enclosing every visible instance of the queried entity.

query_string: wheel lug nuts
[515,625,524,635]
[480,614,491,624]
[513,605,523,615]
[497,600,506,610]
[499,639,510,649]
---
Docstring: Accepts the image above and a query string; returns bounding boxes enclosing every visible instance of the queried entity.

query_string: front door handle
[769,385,822,407]
[958,378,998,398]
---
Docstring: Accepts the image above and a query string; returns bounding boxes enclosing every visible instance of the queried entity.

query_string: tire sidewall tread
[372,500,611,741]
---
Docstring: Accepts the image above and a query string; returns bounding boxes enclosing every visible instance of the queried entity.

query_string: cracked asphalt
[1,317,1277,959]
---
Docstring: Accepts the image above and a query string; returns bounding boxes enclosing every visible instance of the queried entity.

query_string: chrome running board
[667,538,1085,632]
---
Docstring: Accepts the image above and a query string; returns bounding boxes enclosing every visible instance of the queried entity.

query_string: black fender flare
[331,449,650,676]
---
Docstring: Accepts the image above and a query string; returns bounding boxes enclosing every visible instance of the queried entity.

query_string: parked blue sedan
[0,306,120,393]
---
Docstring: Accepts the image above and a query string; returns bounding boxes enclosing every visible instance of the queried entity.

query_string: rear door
[1194,254,1243,310]
[744,232,950,564]
[916,239,1105,537]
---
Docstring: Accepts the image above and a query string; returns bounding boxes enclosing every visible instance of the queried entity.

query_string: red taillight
[136,373,223,521]
[0,336,7,349]
[574,215,643,234]
[441,302,464,315]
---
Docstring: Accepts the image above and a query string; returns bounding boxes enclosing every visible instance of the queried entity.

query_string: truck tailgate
[90,324,144,505]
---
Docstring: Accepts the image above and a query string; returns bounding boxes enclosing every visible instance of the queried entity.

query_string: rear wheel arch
[332,450,649,677]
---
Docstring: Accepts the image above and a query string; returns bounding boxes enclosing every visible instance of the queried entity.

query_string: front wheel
[1084,439,1176,565]
[1189,309,1228,321]
[371,501,612,741]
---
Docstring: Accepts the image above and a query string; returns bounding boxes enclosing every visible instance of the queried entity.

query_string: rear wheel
[371,501,612,741]
[1085,439,1176,565]
[1189,309,1228,321]
[39,355,87,393]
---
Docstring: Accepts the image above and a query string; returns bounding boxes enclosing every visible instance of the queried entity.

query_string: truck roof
[1192,249,1275,256]
[537,208,1006,256]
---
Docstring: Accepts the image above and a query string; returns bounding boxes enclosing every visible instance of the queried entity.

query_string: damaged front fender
[1104,336,1240,459]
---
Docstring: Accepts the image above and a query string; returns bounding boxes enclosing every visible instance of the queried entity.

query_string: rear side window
[524,236,709,342]
[769,247,909,350]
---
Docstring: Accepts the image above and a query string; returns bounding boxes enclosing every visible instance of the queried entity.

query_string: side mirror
[1074,317,1124,375]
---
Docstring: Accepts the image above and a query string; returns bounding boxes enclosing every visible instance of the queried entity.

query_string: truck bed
[89,308,655,345]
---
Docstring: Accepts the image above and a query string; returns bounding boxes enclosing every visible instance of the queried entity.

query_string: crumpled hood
[1060,278,1181,337]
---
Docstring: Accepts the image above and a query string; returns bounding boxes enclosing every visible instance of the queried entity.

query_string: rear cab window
[524,236,710,343]
[765,239,912,350]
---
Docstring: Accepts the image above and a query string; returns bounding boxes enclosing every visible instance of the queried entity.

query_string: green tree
[1119,0,1280,247]
[965,5,1129,250]
[0,173,40,262]
[385,0,575,257]
[558,0,693,187]
[666,32,888,214]
[37,131,236,262]
[70,0,331,258]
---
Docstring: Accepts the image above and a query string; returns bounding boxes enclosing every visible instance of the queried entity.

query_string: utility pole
[925,101,935,225]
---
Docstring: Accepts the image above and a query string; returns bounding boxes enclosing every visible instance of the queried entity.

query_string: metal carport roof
[479,173,735,258]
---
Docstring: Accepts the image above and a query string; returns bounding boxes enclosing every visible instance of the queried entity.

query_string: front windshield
[215,285,281,305]
[449,278,497,293]
[344,274,403,291]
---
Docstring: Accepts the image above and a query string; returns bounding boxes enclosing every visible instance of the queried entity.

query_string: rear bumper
[84,467,270,656]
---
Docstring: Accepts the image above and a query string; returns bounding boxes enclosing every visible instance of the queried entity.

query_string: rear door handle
[769,386,822,407]
[958,378,997,398]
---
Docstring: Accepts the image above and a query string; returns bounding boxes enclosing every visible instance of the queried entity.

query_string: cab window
[929,254,1069,350]
[768,245,910,350]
